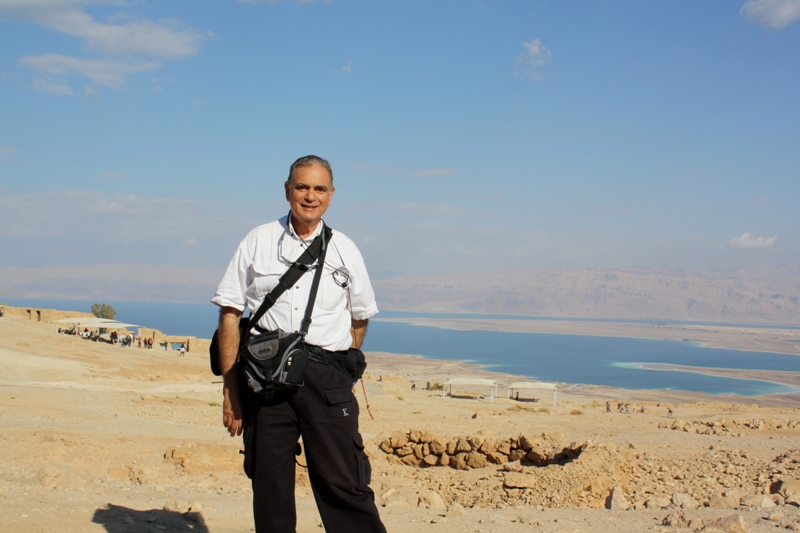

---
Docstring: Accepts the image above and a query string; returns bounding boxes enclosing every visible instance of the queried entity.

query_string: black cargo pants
[249,358,386,533]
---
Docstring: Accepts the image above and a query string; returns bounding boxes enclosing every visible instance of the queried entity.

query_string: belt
[301,342,345,364]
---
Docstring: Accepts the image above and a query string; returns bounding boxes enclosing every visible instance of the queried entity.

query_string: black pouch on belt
[240,329,310,396]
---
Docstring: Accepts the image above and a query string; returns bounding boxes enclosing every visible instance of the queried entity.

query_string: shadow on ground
[92,503,208,533]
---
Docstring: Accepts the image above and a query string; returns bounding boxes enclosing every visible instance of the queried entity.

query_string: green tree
[91,303,116,320]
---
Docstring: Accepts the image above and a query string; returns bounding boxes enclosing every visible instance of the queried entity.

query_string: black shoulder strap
[299,227,329,336]
[247,223,332,331]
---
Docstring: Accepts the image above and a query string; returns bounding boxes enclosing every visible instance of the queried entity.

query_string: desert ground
[1,314,800,533]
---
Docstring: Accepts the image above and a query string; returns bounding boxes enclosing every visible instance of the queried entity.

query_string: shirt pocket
[317,272,347,312]
[251,272,281,299]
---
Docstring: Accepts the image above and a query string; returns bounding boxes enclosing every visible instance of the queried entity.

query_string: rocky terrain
[1,314,800,532]
[373,264,800,324]
[3,263,800,324]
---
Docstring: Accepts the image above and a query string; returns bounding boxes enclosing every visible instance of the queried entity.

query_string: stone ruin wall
[0,304,212,354]
[0,304,92,323]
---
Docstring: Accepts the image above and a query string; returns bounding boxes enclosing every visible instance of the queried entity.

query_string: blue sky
[1,0,799,281]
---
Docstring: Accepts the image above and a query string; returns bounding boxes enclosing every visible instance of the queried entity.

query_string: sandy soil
[1,314,800,533]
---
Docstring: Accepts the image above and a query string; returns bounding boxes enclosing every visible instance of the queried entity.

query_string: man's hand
[218,306,244,437]
[223,379,243,437]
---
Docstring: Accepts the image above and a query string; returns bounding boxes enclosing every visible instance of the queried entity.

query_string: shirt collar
[285,212,324,242]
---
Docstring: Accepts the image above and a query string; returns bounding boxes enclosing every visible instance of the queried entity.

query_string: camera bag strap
[245,222,332,336]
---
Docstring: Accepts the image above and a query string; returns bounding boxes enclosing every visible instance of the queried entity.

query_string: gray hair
[287,155,333,185]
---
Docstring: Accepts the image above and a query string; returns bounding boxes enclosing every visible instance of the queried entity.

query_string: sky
[1,0,799,283]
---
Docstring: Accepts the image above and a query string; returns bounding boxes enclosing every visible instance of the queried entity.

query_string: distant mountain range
[2,264,798,324]
[372,265,800,325]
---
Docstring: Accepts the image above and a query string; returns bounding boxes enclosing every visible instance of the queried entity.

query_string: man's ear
[284,180,291,201]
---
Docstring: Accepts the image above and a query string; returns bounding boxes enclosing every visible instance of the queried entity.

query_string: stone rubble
[377,429,800,513]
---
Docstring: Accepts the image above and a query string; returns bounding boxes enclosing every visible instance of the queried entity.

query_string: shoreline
[364,350,800,409]
[375,316,800,356]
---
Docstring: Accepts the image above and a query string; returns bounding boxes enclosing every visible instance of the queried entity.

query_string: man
[211,155,386,533]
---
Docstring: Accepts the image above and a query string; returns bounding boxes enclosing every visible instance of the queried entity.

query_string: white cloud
[729,232,778,248]
[0,0,204,58]
[30,76,74,95]
[21,54,159,89]
[515,38,551,80]
[1,0,205,90]
[341,59,352,74]
[741,0,800,28]
[182,237,200,247]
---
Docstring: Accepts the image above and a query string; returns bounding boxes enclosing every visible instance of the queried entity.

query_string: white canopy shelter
[441,378,499,402]
[55,317,141,329]
[506,381,559,406]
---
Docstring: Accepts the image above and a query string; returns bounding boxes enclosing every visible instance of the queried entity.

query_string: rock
[420,430,437,444]
[452,453,469,470]
[395,444,413,457]
[466,435,484,450]
[438,452,450,467]
[412,443,425,460]
[400,455,419,467]
[455,438,471,453]
[606,486,630,510]
[429,437,447,455]
[775,479,800,499]
[446,439,458,456]
[479,438,497,455]
[662,512,688,527]
[672,492,700,509]
[710,514,749,533]
[645,496,671,509]
[767,511,785,521]
[163,501,188,512]
[386,455,403,466]
[417,489,445,509]
[388,431,408,449]
[487,452,507,464]
[408,429,422,443]
[422,454,438,467]
[708,492,741,509]
[497,440,512,455]
[504,472,537,489]
[447,502,467,516]
[508,449,527,462]
[739,494,775,508]
[466,452,487,469]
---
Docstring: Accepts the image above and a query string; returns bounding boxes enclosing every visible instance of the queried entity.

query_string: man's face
[284,163,335,231]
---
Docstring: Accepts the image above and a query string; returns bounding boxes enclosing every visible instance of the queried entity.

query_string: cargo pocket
[353,434,371,488]
[325,387,356,423]
[241,415,256,480]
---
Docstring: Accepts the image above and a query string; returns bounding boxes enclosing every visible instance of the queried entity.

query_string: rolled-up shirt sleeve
[211,235,251,312]
[344,242,378,321]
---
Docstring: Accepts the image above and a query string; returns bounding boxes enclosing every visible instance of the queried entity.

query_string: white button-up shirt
[211,215,378,352]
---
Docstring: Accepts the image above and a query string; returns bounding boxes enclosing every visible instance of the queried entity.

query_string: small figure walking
[667,408,673,418]
[606,401,611,413]
[411,381,415,391]
[179,343,186,357]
